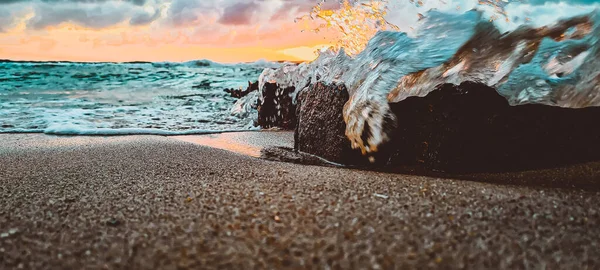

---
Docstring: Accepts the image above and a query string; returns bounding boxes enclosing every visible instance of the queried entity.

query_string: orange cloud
[0,18,337,62]
[0,0,343,62]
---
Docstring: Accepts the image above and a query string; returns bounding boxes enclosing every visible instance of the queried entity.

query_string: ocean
[2,7,598,138]
[0,60,280,135]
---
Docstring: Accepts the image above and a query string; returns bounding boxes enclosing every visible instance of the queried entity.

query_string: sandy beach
[1,132,599,269]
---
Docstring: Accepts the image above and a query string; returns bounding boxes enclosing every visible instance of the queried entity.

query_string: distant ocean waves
[0,60,281,134]
[4,125,257,136]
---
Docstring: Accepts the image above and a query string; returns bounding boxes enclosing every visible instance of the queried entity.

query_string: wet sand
[172,131,294,158]
[1,133,599,269]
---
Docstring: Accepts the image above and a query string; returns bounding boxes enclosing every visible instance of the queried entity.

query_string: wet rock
[293,81,600,173]
[224,81,258,98]
[382,82,600,173]
[257,82,296,129]
[294,82,363,163]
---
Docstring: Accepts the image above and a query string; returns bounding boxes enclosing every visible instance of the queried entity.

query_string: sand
[1,132,599,269]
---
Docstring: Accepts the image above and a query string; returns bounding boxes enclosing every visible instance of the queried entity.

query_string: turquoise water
[0,60,278,134]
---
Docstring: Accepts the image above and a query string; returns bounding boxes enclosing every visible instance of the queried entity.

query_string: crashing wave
[231,91,259,120]
[258,9,600,157]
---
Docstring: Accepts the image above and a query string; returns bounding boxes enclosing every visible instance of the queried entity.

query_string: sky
[0,0,598,63]
[0,0,346,62]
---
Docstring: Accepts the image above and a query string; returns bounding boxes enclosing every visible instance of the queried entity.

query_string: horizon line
[0,58,307,65]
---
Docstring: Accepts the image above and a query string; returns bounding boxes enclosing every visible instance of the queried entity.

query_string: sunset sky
[0,0,597,63]
[0,0,346,62]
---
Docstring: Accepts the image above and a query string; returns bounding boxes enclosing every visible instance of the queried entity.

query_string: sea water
[0,60,279,135]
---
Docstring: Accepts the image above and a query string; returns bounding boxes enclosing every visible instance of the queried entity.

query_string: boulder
[257,83,296,129]
[384,82,600,173]
[294,82,364,164]
[293,81,600,173]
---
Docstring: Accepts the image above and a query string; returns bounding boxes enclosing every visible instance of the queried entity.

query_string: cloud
[4,0,597,32]
[269,0,341,21]
[3,0,333,31]
[0,0,147,5]
[269,0,314,21]
[165,0,336,27]
[167,0,219,27]
[19,0,164,30]
[130,8,162,26]
[0,0,338,42]
[0,9,16,32]
[26,2,132,29]
[218,1,259,25]
[0,2,28,32]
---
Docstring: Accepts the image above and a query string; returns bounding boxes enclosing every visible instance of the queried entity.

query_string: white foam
[0,60,272,133]
[38,123,259,136]
[258,7,600,158]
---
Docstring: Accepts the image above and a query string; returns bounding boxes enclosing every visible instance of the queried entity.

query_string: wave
[0,59,272,133]
[0,59,281,68]
[148,59,283,69]
[259,8,600,156]
[1,125,259,136]
[181,59,222,68]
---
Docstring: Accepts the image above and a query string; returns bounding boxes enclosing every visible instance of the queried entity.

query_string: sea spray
[259,6,600,157]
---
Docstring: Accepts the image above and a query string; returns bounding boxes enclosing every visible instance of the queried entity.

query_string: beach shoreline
[1,132,599,269]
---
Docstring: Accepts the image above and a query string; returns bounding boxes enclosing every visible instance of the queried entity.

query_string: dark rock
[292,81,600,173]
[257,82,296,129]
[294,82,363,163]
[381,82,600,173]
[224,81,258,98]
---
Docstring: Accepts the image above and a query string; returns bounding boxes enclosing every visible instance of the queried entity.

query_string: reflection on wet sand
[172,131,294,158]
